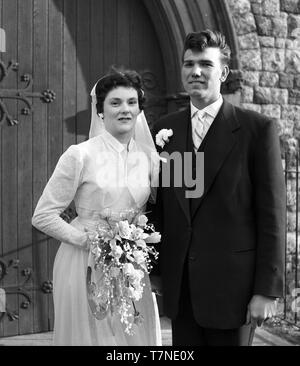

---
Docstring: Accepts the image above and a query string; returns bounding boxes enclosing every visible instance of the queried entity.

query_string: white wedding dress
[32,129,162,346]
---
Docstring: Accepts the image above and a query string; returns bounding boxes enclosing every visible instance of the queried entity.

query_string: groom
[151,29,286,346]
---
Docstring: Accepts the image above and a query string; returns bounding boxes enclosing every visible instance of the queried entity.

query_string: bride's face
[103,86,140,141]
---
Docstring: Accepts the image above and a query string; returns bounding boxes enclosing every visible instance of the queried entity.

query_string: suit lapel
[163,107,191,225]
[190,100,240,219]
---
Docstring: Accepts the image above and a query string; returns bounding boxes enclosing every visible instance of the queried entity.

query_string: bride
[31,68,161,346]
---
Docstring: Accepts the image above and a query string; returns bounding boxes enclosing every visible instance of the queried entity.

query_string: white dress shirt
[191,95,223,152]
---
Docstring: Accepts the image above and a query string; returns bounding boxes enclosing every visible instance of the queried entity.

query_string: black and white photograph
[0,0,299,349]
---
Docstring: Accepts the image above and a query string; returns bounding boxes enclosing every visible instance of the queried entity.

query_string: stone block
[289,89,300,104]
[254,86,288,103]
[275,37,286,47]
[276,118,295,136]
[241,71,260,86]
[241,86,254,102]
[279,72,294,88]
[259,36,275,47]
[241,103,262,113]
[292,117,300,138]
[273,88,289,103]
[291,27,300,38]
[260,71,279,86]
[254,86,272,103]
[289,192,298,211]
[287,211,297,230]
[253,2,281,16]
[240,50,262,70]
[261,0,281,16]
[286,38,300,48]
[287,14,300,36]
[280,0,300,13]
[286,49,300,73]
[261,48,285,71]
[255,15,273,35]
[233,13,257,35]
[261,104,281,118]
[271,13,288,37]
[280,136,298,157]
[239,33,260,49]
[227,0,251,14]
[251,3,263,14]
[282,104,300,120]
[286,233,296,253]
[287,234,300,257]
[294,75,300,89]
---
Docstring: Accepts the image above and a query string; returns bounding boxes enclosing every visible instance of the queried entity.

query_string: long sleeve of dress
[32,145,88,247]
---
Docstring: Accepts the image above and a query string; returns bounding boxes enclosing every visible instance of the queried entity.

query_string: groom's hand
[246,295,278,328]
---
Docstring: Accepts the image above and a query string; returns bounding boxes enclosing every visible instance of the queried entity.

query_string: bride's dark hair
[95,66,145,113]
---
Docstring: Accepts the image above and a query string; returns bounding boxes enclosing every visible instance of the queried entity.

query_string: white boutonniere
[155,129,173,148]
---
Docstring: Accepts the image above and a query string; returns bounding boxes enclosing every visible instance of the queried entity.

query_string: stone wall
[227,0,300,301]
[227,0,300,155]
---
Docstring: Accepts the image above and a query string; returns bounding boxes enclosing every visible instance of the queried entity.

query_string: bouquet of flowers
[86,212,161,335]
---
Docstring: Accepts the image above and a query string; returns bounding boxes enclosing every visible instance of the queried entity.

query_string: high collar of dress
[101,129,135,153]
[190,95,223,119]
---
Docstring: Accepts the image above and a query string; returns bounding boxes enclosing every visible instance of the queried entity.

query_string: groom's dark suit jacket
[152,99,286,329]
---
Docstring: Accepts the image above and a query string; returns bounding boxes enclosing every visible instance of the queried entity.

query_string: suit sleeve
[253,119,286,298]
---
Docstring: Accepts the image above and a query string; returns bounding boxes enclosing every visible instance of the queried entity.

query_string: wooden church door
[0,0,167,337]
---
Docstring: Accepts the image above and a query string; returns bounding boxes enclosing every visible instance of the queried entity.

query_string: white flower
[125,286,143,301]
[155,129,173,148]
[134,269,144,280]
[124,286,135,298]
[133,250,146,265]
[130,227,144,241]
[118,220,131,239]
[136,214,148,227]
[91,245,102,260]
[126,253,135,262]
[110,241,123,259]
[123,263,135,276]
[112,246,123,259]
[135,239,147,249]
[130,268,144,282]
[132,291,143,302]
[144,232,161,244]
[128,269,145,289]
[89,213,160,335]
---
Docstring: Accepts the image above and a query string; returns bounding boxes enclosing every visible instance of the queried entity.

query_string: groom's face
[181,47,229,108]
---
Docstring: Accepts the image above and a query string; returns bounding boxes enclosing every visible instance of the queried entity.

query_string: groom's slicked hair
[182,29,231,65]
[95,66,145,113]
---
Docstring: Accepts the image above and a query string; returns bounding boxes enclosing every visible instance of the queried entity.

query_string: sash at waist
[73,216,110,232]
[73,207,142,231]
